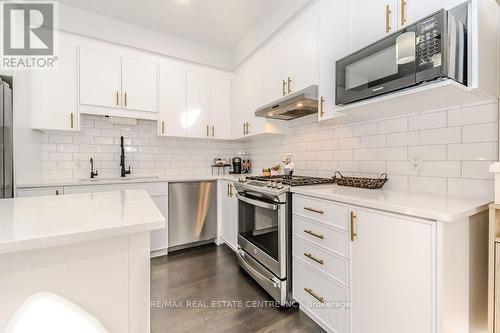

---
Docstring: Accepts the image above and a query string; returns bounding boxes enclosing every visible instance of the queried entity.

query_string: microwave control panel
[416,12,444,73]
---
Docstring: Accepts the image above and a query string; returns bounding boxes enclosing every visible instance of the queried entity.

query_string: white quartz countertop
[0,190,166,254]
[292,184,491,223]
[16,175,244,188]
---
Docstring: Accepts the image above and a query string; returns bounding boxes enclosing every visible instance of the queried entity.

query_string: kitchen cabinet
[209,77,231,139]
[185,72,210,138]
[219,181,238,251]
[267,37,289,102]
[266,11,320,101]
[232,51,288,139]
[79,48,158,114]
[79,47,122,109]
[318,0,350,121]
[402,0,465,27]
[31,43,79,131]
[121,57,158,113]
[350,207,434,333]
[158,65,186,137]
[350,0,397,51]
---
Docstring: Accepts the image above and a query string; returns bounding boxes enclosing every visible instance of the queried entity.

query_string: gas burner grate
[246,175,335,187]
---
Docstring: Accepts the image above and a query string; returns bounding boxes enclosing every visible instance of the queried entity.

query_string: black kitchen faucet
[120,136,131,177]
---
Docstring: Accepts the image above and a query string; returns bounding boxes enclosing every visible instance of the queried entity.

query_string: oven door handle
[236,193,278,210]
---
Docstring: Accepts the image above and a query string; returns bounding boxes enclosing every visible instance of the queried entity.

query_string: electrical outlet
[409,154,422,171]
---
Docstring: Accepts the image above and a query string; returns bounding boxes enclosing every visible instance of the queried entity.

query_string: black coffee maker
[232,157,242,174]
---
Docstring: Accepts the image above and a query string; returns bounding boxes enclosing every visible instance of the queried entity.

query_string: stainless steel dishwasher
[168,181,217,250]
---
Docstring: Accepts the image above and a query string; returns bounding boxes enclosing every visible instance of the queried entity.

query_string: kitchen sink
[79,176,161,182]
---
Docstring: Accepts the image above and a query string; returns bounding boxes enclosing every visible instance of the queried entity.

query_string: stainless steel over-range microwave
[335,3,469,105]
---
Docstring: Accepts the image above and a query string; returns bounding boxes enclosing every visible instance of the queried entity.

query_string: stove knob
[276,183,284,189]
[239,177,246,183]
[267,181,272,187]
[271,182,277,188]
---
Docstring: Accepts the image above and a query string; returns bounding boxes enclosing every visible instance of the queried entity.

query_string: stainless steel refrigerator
[0,80,13,199]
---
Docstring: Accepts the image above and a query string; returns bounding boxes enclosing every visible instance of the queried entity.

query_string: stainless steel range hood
[254,85,318,120]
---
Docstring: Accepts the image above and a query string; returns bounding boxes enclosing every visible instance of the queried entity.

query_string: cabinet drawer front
[293,215,349,258]
[293,194,348,230]
[293,236,348,287]
[293,258,349,333]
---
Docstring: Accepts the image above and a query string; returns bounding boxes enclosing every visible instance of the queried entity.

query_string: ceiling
[56,0,311,51]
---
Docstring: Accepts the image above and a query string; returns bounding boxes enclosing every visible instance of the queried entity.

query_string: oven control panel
[416,11,444,73]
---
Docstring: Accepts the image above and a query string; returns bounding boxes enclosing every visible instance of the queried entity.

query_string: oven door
[336,26,417,105]
[237,192,287,279]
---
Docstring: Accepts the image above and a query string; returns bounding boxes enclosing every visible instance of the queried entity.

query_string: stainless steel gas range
[234,175,335,305]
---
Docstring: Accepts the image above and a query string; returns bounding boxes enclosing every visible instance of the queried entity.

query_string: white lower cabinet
[219,180,238,251]
[17,187,63,197]
[350,207,434,333]
[292,194,436,333]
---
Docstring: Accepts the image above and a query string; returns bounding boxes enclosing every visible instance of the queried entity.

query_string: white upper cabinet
[289,11,321,94]
[318,0,350,121]
[79,47,122,109]
[121,57,158,113]
[31,42,79,131]
[350,0,397,51]
[230,66,248,139]
[402,0,465,27]
[209,77,232,140]
[266,11,321,101]
[158,65,186,137]
[185,72,210,138]
[350,207,434,333]
[266,37,289,102]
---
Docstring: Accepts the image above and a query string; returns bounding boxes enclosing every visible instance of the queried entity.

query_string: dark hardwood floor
[151,244,325,333]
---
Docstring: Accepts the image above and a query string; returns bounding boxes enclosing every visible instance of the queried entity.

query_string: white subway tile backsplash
[378,117,407,134]
[447,142,498,161]
[409,112,446,130]
[447,178,494,198]
[420,127,461,145]
[409,176,447,194]
[447,103,498,126]
[378,147,407,161]
[386,131,419,147]
[40,102,498,197]
[462,123,498,143]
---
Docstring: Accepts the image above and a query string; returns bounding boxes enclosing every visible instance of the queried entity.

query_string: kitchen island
[0,190,165,332]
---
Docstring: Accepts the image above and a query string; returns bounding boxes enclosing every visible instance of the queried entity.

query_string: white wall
[58,4,233,70]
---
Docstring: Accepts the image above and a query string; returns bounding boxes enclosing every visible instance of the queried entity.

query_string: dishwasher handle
[236,193,278,210]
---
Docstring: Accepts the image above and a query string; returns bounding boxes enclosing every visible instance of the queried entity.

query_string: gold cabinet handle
[246,122,250,135]
[116,91,120,106]
[304,288,325,303]
[227,183,230,196]
[386,4,392,33]
[304,229,324,240]
[243,122,246,135]
[320,96,325,117]
[350,211,357,242]
[122,92,128,107]
[55,189,59,196]
[282,79,287,96]
[304,207,324,215]
[287,77,292,94]
[400,0,407,26]
[206,125,209,137]
[161,121,165,134]
[304,252,324,265]
[212,125,215,137]
[70,113,74,129]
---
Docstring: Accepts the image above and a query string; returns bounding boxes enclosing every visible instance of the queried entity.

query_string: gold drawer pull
[304,207,324,215]
[385,4,392,33]
[287,76,292,94]
[350,211,357,242]
[304,252,324,265]
[304,229,324,239]
[124,92,128,107]
[282,79,287,96]
[70,113,74,129]
[116,91,120,106]
[161,121,165,134]
[304,288,325,303]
